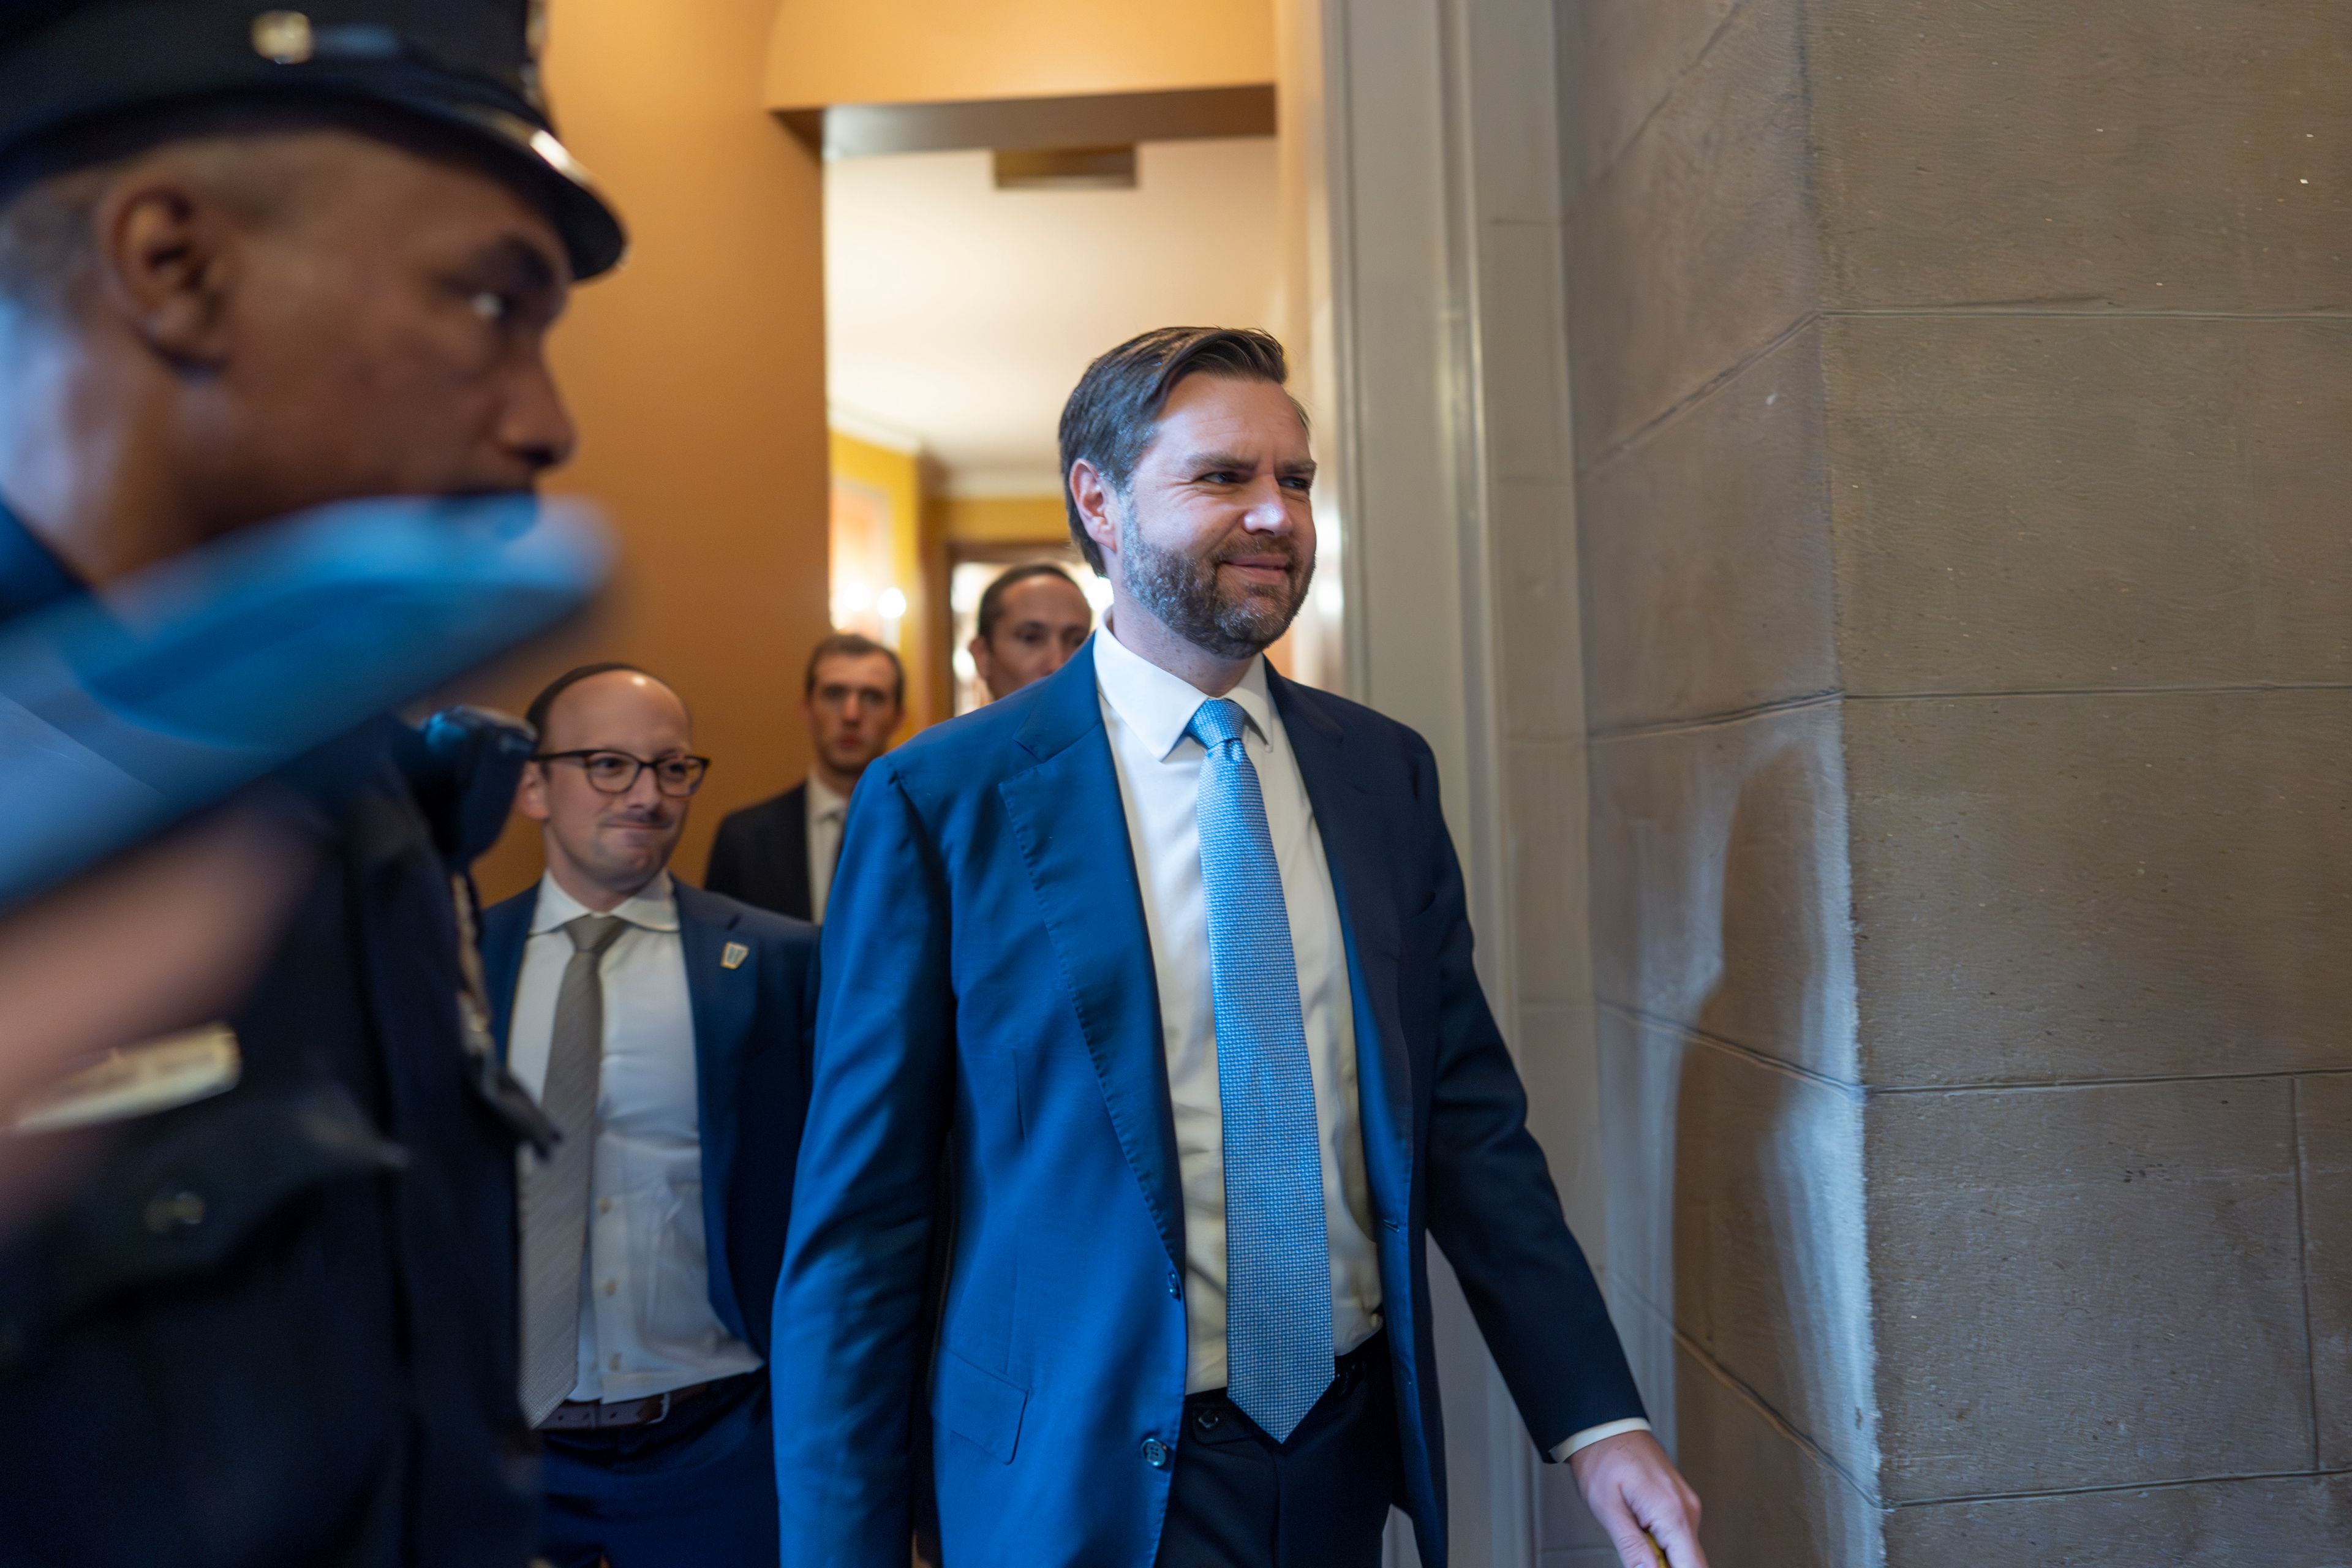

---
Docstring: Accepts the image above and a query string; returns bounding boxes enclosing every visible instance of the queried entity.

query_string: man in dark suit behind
[704,632,904,921]
[771,329,1707,1568]
[968,562,1095,702]
[479,663,817,1567]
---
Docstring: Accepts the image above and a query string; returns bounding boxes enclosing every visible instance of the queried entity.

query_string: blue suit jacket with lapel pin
[770,638,1643,1568]
[478,878,818,1358]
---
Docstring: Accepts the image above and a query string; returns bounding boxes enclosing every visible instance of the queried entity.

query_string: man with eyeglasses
[477,661,818,1567]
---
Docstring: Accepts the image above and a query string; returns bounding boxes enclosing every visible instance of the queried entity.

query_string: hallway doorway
[818,118,1313,725]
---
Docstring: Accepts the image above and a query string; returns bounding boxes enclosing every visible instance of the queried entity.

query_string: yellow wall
[466,0,831,903]
[766,0,1275,109]
[934,493,1069,546]
[827,429,937,729]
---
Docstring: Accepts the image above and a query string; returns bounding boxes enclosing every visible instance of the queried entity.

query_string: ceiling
[823,137,1283,496]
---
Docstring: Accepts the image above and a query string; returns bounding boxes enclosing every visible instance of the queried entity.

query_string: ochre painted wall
[465,0,830,904]
[765,0,1275,110]
[827,429,937,729]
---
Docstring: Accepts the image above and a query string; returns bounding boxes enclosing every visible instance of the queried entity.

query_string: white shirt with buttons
[804,773,849,923]
[1091,625,1646,1461]
[506,870,761,1403]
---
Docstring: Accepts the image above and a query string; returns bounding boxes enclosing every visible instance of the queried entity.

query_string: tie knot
[1186,698,1251,755]
[565,913,627,957]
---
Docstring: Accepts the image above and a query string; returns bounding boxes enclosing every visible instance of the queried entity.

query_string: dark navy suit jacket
[481,878,818,1356]
[706,783,815,922]
[769,640,1642,1568]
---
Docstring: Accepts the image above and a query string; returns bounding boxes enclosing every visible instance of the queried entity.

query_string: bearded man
[770,328,1708,1568]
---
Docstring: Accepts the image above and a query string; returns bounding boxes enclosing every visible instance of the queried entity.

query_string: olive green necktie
[518,913,625,1425]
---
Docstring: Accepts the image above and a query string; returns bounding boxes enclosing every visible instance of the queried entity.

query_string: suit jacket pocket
[0,1080,408,1356]
[930,1346,1028,1464]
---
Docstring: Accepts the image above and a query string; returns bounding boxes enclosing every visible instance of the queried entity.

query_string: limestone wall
[1557,0,2352,1558]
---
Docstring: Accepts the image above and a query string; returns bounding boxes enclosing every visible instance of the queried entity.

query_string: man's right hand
[1570,1429,1709,1568]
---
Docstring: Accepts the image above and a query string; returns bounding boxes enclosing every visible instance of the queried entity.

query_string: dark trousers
[1156,1334,1402,1568]
[538,1373,778,1568]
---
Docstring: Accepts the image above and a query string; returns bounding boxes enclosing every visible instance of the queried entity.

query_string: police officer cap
[0,0,625,279]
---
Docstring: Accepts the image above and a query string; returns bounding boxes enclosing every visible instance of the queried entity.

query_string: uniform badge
[13,1025,242,1135]
[251,11,315,65]
[722,941,749,971]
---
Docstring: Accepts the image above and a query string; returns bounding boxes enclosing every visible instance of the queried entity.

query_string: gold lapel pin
[722,941,749,971]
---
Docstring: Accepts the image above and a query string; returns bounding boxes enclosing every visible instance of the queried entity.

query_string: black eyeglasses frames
[533,750,712,797]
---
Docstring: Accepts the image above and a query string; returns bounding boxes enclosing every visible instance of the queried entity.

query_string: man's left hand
[1569,1430,1707,1568]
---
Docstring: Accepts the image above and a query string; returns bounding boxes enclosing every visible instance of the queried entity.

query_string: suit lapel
[997,646,1185,1272]
[777,785,813,923]
[675,883,753,1339]
[1272,671,1415,1221]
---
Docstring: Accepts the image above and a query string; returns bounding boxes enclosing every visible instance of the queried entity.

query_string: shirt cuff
[1548,1417,1652,1463]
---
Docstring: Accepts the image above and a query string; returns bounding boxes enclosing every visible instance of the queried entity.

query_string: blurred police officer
[0,4,627,1564]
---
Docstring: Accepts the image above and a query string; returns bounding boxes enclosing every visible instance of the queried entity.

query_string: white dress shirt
[507,871,761,1403]
[1092,626,1646,1460]
[804,774,849,923]
[1094,624,1383,1393]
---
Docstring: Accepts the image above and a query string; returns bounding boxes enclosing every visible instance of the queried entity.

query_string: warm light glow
[1083,576,1114,611]
[841,579,873,613]
[953,646,978,682]
[876,586,908,620]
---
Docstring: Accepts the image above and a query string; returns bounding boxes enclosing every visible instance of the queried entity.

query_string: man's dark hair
[976,562,1085,644]
[525,662,656,745]
[805,631,905,706]
[1055,326,1298,574]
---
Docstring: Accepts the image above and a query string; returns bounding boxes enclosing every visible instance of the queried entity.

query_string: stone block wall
[1555,0,2352,1559]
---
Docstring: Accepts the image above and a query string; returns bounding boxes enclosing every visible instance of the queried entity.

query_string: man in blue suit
[772,328,1706,1568]
[482,663,817,1567]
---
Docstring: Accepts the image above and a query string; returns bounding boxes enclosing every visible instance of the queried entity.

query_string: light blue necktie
[1187,696,1333,1442]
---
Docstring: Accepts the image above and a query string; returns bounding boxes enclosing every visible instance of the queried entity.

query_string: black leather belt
[537,1371,753,1431]
[1186,1329,1389,1417]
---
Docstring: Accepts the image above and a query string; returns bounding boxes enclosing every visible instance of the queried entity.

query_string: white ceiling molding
[825,403,927,454]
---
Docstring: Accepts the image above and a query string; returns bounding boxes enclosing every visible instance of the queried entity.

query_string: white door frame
[1310,0,1592,1563]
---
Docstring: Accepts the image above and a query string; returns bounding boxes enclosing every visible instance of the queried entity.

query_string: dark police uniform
[0,6,625,1564]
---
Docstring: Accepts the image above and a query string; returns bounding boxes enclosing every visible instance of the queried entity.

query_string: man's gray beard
[1118,513,1315,661]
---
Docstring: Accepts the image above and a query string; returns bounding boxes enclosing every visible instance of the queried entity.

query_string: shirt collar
[529,869,680,935]
[0,494,84,625]
[1091,619,1275,763]
[805,773,849,822]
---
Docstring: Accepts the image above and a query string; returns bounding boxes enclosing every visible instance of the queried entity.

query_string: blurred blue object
[413,704,543,869]
[0,494,611,910]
